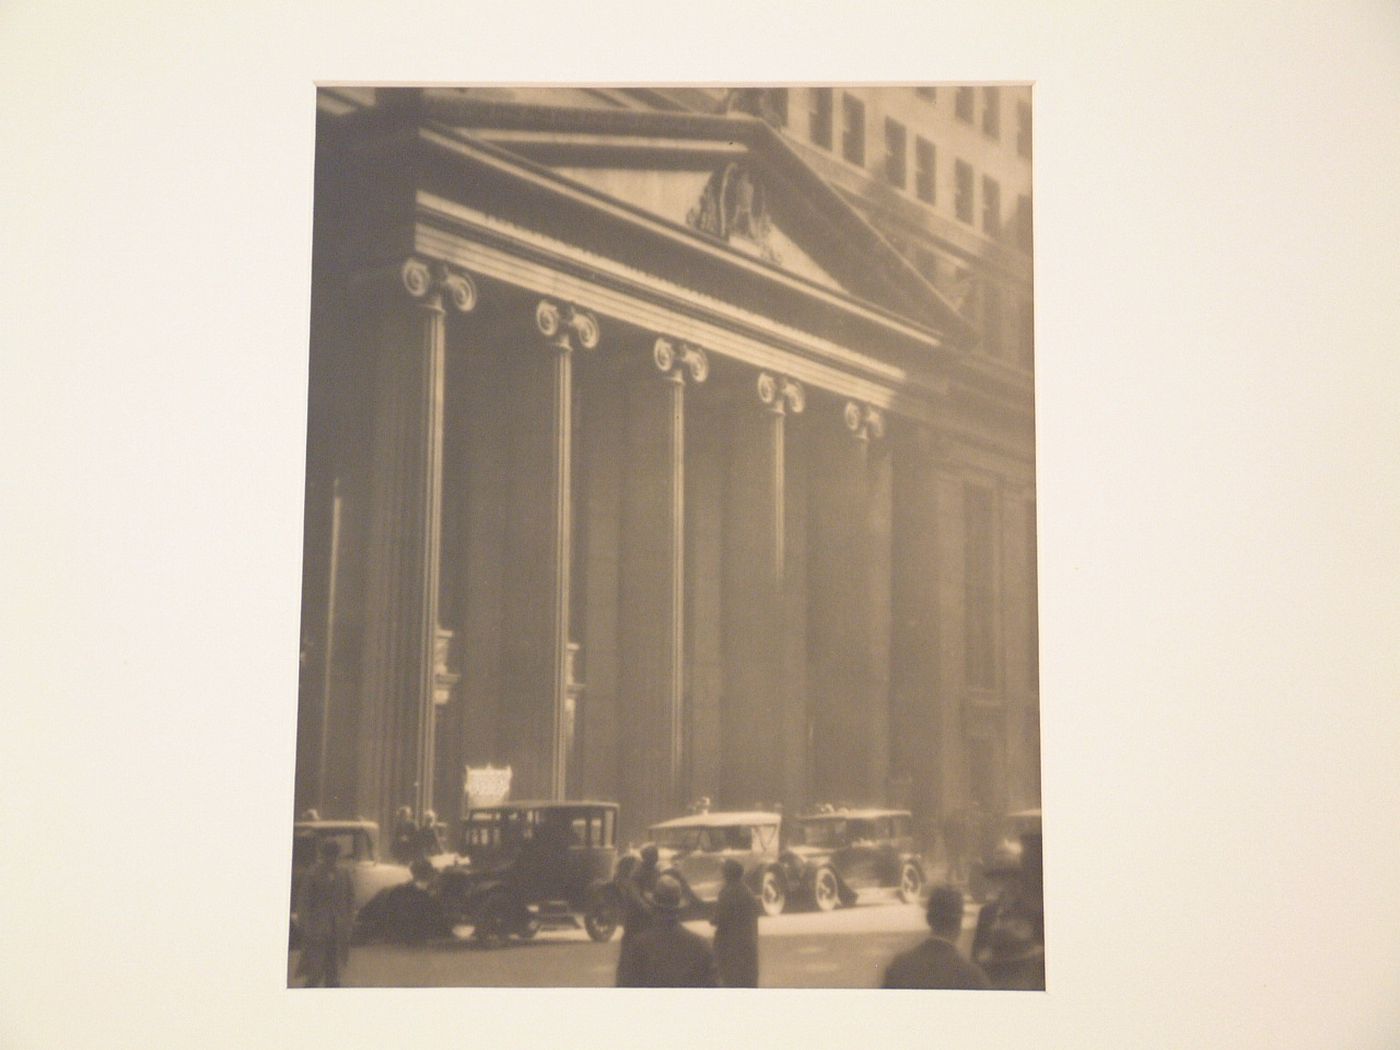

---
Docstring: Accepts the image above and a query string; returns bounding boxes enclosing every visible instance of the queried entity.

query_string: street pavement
[288,894,980,988]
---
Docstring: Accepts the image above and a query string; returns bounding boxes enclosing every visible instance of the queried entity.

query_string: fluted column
[808,399,890,807]
[619,338,708,838]
[356,257,477,831]
[722,372,804,808]
[502,299,598,801]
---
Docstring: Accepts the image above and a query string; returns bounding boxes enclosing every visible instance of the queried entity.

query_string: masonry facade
[293,87,1039,845]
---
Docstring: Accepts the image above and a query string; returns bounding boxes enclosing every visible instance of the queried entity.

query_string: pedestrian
[357,858,452,944]
[614,851,654,986]
[416,809,445,860]
[295,838,356,988]
[617,876,718,987]
[710,858,762,987]
[390,805,418,865]
[882,884,988,989]
[971,832,1045,990]
[941,807,967,883]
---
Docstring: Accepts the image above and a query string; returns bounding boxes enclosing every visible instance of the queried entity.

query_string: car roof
[797,808,912,821]
[465,800,618,813]
[1006,808,1042,821]
[650,810,781,830]
[294,820,378,832]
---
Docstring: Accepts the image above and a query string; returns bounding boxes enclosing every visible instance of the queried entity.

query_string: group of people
[390,805,446,865]
[613,846,762,988]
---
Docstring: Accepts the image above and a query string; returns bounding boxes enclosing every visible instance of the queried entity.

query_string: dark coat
[391,821,418,865]
[295,860,354,981]
[710,880,762,987]
[972,891,1045,990]
[614,868,657,986]
[618,915,719,988]
[359,881,451,944]
[882,936,991,990]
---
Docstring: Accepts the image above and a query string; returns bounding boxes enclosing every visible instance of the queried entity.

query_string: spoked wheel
[898,862,924,904]
[759,869,787,916]
[813,867,840,912]
[584,898,620,942]
[472,891,513,946]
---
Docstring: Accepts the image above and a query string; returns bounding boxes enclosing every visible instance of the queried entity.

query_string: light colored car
[642,810,789,916]
[290,820,411,939]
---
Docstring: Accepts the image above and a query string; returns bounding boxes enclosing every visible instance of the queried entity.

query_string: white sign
[464,765,512,807]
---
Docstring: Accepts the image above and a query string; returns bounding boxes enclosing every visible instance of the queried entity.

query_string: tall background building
[296,84,1038,846]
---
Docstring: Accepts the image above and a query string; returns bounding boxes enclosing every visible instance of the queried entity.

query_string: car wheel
[898,862,923,904]
[812,867,840,912]
[584,898,620,942]
[515,914,540,940]
[759,869,787,916]
[473,891,513,945]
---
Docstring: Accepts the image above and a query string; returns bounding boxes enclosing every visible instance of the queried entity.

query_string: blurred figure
[390,805,418,865]
[941,807,968,883]
[295,839,355,987]
[971,831,1045,990]
[416,809,445,860]
[614,852,654,986]
[357,859,452,945]
[710,858,762,987]
[882,884,989,990]
[618,876,718,987]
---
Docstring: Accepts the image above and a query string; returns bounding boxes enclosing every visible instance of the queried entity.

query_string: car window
[892,815,911,838]
[794,819,845,847]
[871,818,892,840]
[848,819,876,841]
[722,826,753,851]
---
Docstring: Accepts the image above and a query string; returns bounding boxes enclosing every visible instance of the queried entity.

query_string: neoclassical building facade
[294,87,1039,844]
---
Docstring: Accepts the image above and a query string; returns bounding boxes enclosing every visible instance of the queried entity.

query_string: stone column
[807,400,889,807]
[501,299,598,801]
[356,257,477,831]
[722,372,804,809]
[618,338,708,837]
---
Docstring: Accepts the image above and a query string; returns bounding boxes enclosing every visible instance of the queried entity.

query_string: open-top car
[290,820,411,943]
[435,801,620,942]
[642,810,789,916]
[778,807,926,911]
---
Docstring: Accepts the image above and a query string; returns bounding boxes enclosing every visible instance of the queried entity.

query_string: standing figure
[710,859,762,987]
[618,876,718,987]
[882,884,989,989]
[614,848,657,986]
[416,809,445,861]
[971,832,1045,990]
[390,805,418,865]
[295,839,355,988]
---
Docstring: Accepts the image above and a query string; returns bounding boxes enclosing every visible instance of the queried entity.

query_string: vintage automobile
[778,807,926,911]
[969,807,1042,902]
[435,800,621,943]
[640,810,789,916]
[289,820,412,943]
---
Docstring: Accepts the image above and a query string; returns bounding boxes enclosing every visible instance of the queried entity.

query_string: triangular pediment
[420,92,969,339]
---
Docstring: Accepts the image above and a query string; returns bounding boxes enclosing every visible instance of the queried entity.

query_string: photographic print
[289,84,1040,989]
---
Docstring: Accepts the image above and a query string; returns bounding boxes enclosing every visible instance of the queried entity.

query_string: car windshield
[793,819,846,848]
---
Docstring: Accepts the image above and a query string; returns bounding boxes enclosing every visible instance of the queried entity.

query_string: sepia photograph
[288,84,1041,989]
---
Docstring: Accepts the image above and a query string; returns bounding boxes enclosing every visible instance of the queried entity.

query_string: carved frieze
[686,163,781,264]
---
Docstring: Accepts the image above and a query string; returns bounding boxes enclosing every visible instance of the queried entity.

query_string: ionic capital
[399,257,478,312]
[844,400,885,441]
[535,299,600,353]
[653,338,709,384]
[757,372,805,415]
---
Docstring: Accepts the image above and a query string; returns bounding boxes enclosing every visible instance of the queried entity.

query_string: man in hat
[710,858,762,987]
[390,805,418,865]
[617,875,718,987]
[882,884,989,989]
[295,838,355,987]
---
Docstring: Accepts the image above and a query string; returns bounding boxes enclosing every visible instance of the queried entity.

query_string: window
[955,86,975,122]
[914,136,935,203]
[982,86,1001,139]
[955,159,974,224]
[766,87,788,126]
[964,484,996,689]
[809,87,833,149]
[982,175,1001,238]
[915,86,936,101]
[1015,194,1032,253]
[884,118,907,188]
[1017,100,1032,159]
[983,283,1002,356]
[841,93,865,165]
